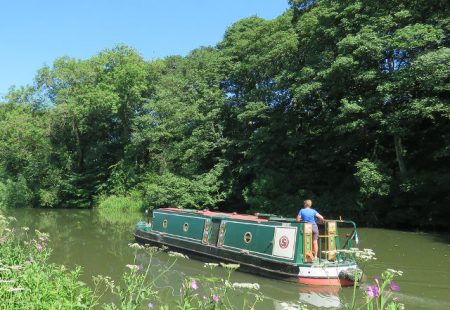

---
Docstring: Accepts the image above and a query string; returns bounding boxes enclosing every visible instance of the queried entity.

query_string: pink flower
[373,277,380,285]
[212,295,220,303]
[35,244,43,251]
[390,281,400,292]
[190,279,199,290]
[367,285,379,298]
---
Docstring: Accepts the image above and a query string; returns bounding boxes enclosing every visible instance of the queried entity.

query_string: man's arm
[296,215,302,222]
[316,213,324,223]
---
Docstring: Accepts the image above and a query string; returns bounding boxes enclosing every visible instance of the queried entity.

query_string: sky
[0,0,289,96]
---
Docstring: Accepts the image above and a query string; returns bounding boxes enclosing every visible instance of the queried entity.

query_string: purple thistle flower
[390,281,400,292]
[148,302,154,309]
[190,279,199,290]
[373,277,380,285]
[212,294,220,303]
[367,285,379,298]
[36,244,43,251]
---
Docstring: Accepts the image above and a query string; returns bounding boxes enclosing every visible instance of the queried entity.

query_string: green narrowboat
[134,208,361,286]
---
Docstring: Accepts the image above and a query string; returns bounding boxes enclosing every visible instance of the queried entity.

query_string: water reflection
[298,286,341,308]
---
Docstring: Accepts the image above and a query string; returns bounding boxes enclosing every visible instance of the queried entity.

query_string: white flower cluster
[232,282,260,290]
[348,248,377,261]
[386,268,404,276]
[144,246,160,254]
[203,263,219,269]
[128,243,144,249]
[220,263,240,270]
[168,251,189,259]
[125,264,140,271]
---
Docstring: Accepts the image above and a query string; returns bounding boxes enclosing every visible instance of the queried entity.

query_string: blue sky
[0,0,289,96]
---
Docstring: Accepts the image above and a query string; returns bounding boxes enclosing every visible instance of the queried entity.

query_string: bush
[98,191,144,211]
[0,175,32,208]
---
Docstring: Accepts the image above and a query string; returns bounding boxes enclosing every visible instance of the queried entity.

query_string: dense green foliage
[0,0,448,229]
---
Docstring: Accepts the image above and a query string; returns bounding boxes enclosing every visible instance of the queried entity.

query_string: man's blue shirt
[298,208,318,224]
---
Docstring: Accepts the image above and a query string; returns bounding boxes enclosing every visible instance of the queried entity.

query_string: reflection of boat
[298,286,342,308]
[134,208,361,286]
[271,285,342,309]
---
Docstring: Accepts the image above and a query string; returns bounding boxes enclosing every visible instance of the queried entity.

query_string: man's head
[304,199,312,208]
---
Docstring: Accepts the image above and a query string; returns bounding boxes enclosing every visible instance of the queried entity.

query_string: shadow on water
[428,232,450,244]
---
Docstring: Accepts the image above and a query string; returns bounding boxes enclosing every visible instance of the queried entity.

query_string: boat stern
[298,262,361,286]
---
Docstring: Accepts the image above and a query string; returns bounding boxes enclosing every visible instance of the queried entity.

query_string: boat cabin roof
[159,208,296,223]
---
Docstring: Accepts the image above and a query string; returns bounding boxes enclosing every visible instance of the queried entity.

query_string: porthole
[183,222,189,232]
[244,232,252,244]
[163,219,168,229]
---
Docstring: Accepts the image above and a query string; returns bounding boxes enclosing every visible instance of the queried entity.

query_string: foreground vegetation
[0,214,264,309]
[0,0,449,229]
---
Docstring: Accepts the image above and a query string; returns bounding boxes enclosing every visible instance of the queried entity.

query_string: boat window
[163,219,168,229]
[183,222,189,232]
[244,232,252,243]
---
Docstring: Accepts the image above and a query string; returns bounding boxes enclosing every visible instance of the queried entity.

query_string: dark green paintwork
[149,209,355,266]
[222,221,275,256]
[152,211,206,243]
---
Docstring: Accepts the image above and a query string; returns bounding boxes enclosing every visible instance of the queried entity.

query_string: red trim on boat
[298,277,354,287]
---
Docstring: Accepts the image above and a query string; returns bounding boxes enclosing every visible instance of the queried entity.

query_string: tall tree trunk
[394,134,407,178]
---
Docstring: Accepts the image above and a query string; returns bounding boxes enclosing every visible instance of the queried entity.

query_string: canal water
[4,208,450,309]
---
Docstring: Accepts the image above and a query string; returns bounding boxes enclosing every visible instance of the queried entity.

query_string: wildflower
[9,265,22,271]
[366,285,379,298]
[148,302,154,309]
[363,248,375,255]
[128,243,144,249]
[390,281,400,291]
[125,264,140,272]
[38,236,46,242]
[373,277,380,285]
[212,294,220,303]
[220,263,240,270]
[168,251,189,259]
[145,246,159,254]
[190,279,199,290]
[204,263,219,268]
[232,282,260,290]
[386,268,403,276]
[21,227,29,231]
[393,297,399,302]
[9,287,25,292]
[35,244,43,251]
[7,216,17,222]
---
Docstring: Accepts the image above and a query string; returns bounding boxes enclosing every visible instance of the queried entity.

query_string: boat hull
[134,228,358,286]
